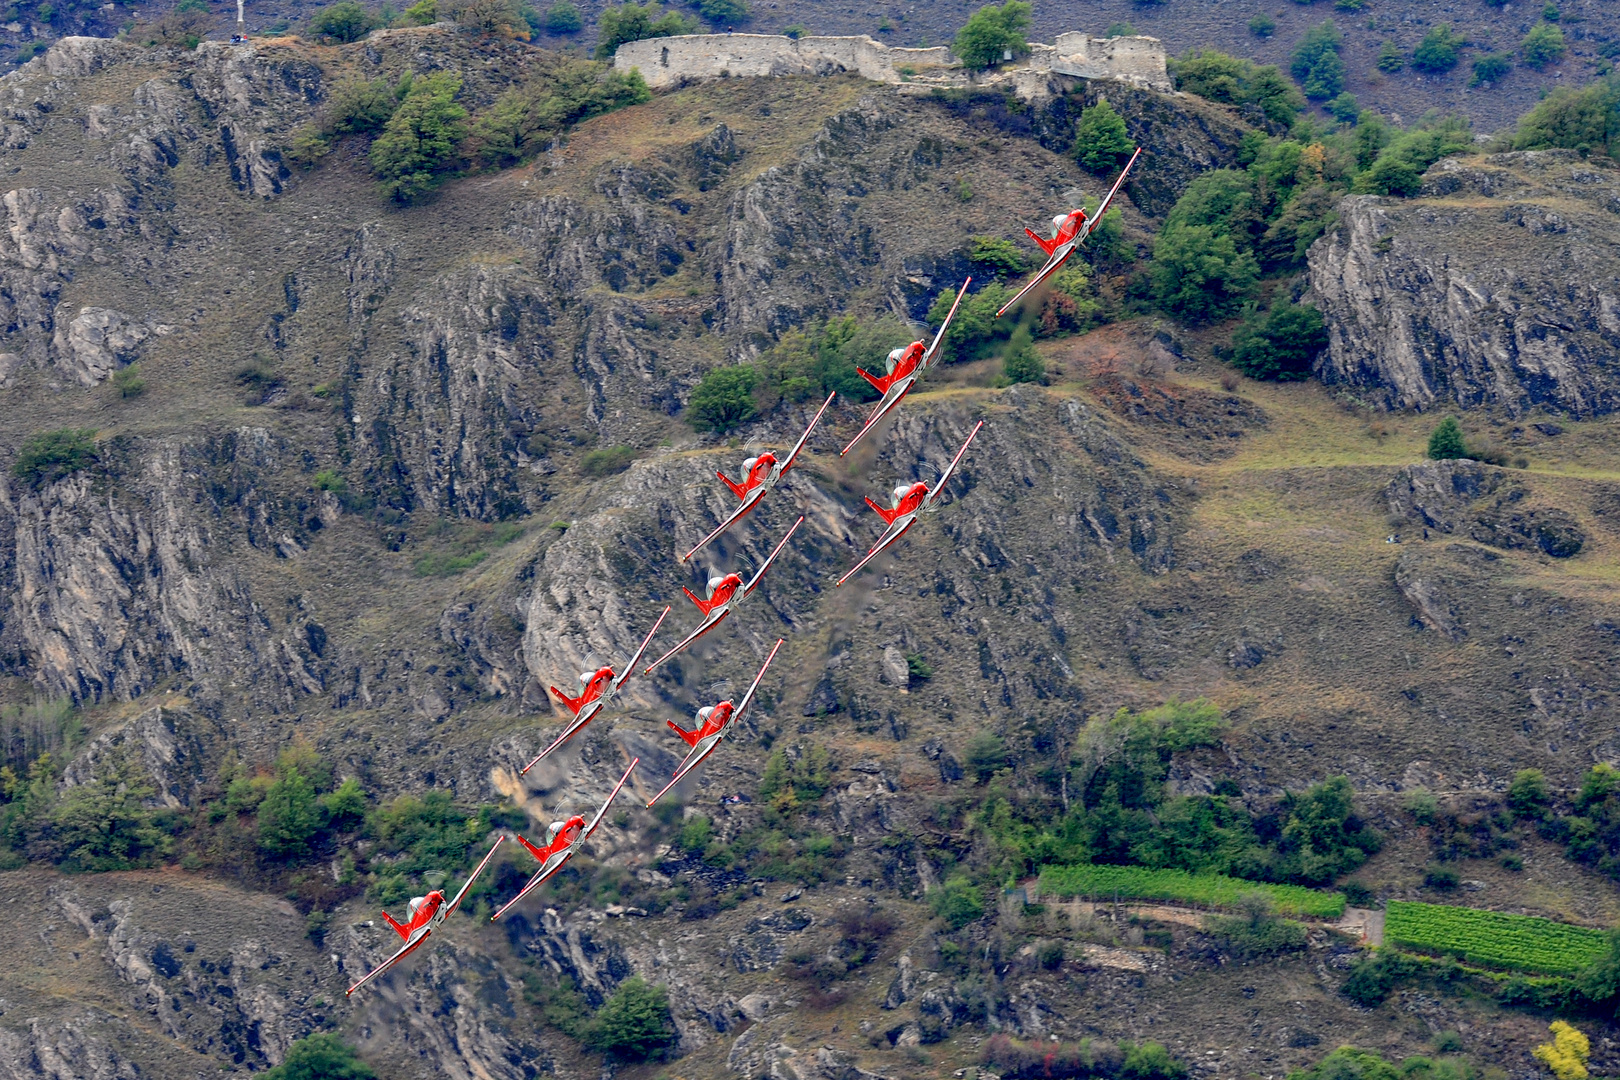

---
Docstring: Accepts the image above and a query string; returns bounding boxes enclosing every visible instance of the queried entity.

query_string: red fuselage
[540,815,586,859]
[894,483,928,516]
[696,701,735,739]
[1052,209,1088,246]
[707,574,742,608]
[890,341,925,379]
[401,890,445,933]
[578,667,614,708]
[743,453,776,490]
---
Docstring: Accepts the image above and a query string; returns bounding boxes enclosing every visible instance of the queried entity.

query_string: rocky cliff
[1308,150,1620,418]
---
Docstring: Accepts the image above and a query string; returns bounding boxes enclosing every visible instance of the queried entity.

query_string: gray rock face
[50,307,159,386]
[1385,460,1585,558]
[1308,152,1620,417]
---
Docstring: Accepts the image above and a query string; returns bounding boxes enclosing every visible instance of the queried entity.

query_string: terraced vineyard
[1385,901,1612,975]
[1037,865,1346,918]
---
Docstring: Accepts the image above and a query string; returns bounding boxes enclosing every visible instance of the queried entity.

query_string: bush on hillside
[697,0,747,25]
[1510,79,1619,156]
[475,61,650,166]
[1170,48,1304,126]
[953,0,1032,71]
[932,875,986,928]
[1230,301,1327,381]
[1522,21,1566,69]
[687,365,759,433]
[1471,52,1512,87]
[13,428,97,488]
[1427,416,1466,460]
[1376,40,1405,73]
[262,1033,377,1080]
[585,977,677,1061]
[1412,24,1462,73]
[1149,224,1259,324]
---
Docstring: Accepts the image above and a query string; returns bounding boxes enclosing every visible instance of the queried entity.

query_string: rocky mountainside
[1,28,1619,1080]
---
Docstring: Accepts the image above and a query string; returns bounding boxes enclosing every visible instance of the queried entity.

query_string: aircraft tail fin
[381,911,410,939]
[856,367,889,394]
[515,834,548,863]
[1026,226,1059,256]
[667,720,701,748]
[547,685,583,716]
[717,470,748,500]
[865,495,901,525]
[682,585,718,616]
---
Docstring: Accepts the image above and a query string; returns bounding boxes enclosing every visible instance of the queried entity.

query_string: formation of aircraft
[997,147,1142,318]
[345,148,1146,998]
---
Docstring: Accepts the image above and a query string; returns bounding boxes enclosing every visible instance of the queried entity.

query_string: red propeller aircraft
[683,392,835,563]
[837,420,984,587]
[346,836,506,996]
[645,516,803,675]
[522,608,671,774]
[491,758,639,920]
[996,147,1142,318]
[840,279,971,457]
[647,638,784,807]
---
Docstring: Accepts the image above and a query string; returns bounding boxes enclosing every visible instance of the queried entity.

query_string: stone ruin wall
[613,31,1171,94]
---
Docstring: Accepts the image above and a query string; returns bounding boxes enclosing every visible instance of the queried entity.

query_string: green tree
[543,0,581,30]
[1376,40,1405,73]
[1003,328,1046,384]
[586,977,677,1061]
[952,0,1032,72]
[687,365,759,433]
[1522,21,1566,69]
[931,875,985,929]
[403,0,436,23]
[1249,13,1275,37]
[258,766,322,858]
[1149,224,1260,324]
[475,61,650,167]
[308,0,378,41]
[1291,21,1345,100]
[697,0,746,24]
[1230,302,1327,381]
[594,3,696,59]
[1276,775,1381,884]
[1427,416,1467,460]
[1412,24,1462,73]
[13,428,97,489]
[1074,98,1134,173]
[112,364,146,398]
[262,1034,377,1080]
[319,777,368,832]
[1511,81,1619,155]
[967,235,1029,278]
[1507,768,1550,820]
[38,769,171,871]
[1471,52,1512,86]
[368,72,467,203]
[1327,91,1359,123]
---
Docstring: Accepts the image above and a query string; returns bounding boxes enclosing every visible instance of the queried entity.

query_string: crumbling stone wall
[613,31,1170,93]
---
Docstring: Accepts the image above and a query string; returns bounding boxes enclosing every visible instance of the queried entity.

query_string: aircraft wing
[582,757,640,841]
[611,608,670,693]
[645,738,723,807]
[1077,147,1141,245]
[733,638,785,723]
[682,495,761,564]
[778,392,836,476]
[522,704,600,774]
[836,516,917,587]
[491,849,570,921]
[920,277,972,369]
[925,421,985,509]
[443,836,506,918]
[840,378,916,457]
[743,516,804,596]
[345,931,426,996]
[996,247,1070,318]
[645,609,726,675]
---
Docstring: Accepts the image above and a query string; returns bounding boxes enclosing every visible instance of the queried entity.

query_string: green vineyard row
[1385,900,1611,975]
[1036,864,1347,918]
